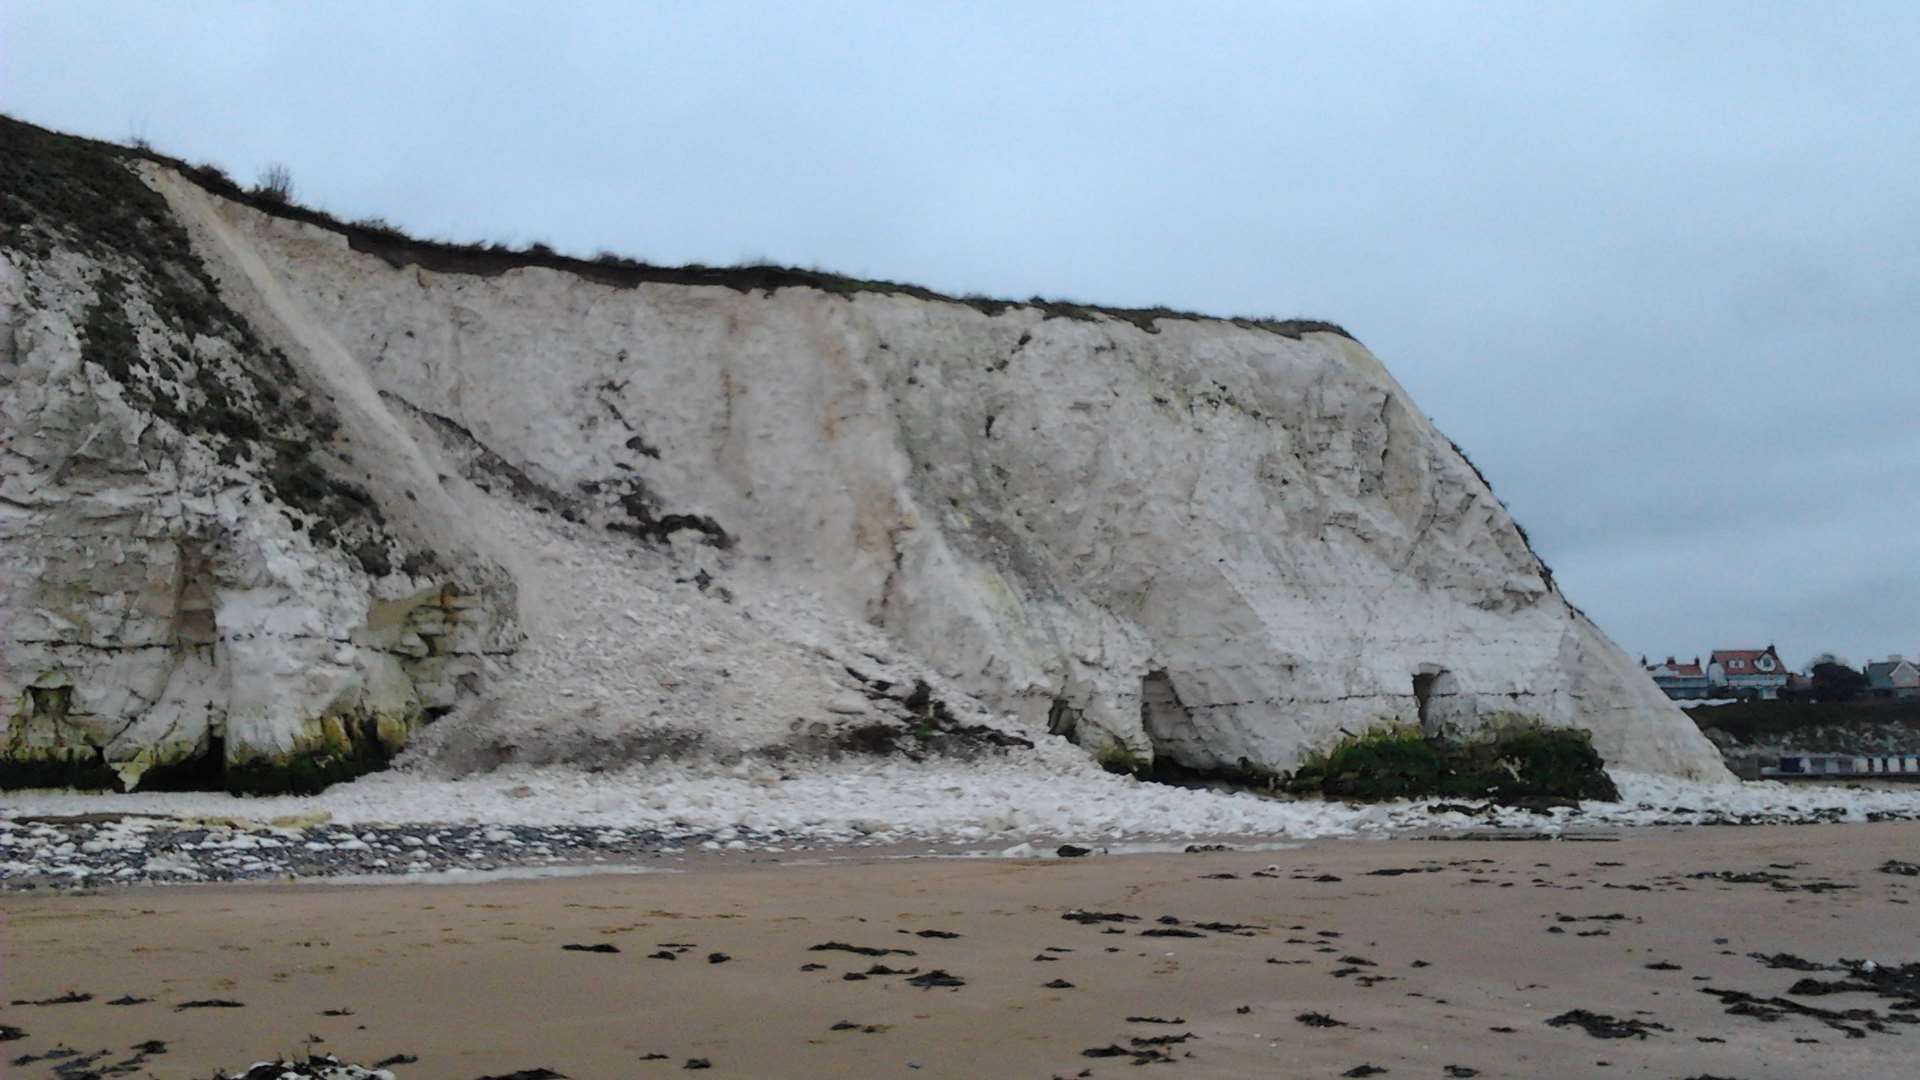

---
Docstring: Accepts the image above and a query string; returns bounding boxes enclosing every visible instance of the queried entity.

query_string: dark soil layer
[1288,727,1619,804]
[1,115,1351,343]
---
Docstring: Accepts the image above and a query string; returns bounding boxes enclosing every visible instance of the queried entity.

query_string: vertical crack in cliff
[1374,390,1393,492]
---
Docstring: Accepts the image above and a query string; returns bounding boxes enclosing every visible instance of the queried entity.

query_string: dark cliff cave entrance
[1139,669,1200,782]
[138,732,228,791]
[1412,667,1460,740]
[1413,672,1438,729]
[1048,696,1081,741]
[1139,669,1189,758]
[1138,669,1269,786]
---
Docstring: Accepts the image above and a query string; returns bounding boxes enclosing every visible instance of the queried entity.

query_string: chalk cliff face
[0,118,1731,790]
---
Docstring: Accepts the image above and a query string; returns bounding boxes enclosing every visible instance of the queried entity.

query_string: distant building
[1708,646,1790,700]
[1865,656,1920,700]
[1771,753,1920,778]
[1645,656,1712,700]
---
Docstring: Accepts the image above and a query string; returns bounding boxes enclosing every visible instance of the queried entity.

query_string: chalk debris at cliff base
[6,765,1920,889]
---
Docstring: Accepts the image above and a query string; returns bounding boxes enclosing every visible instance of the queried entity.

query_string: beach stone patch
[1083,1044,1174,1064]
[10,1044,80,1066]
[1193,920,1263,934]
[0,816,724,890]
[1130,1032,1194,1046]
[10,992,90,1006]
[810,941,914,958]
[1786,958,1920,1004]
[224,1054,403,1079]
[1545,1010,1670,1039]
[1701,954,1920,1040]
[1686,869,1856,892]
[1748,952,1827,971]
[1061,910,1137,925]
[829,1021,884,1033]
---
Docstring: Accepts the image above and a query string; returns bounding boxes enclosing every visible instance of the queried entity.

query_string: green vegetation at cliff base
[1286,725,1619,805]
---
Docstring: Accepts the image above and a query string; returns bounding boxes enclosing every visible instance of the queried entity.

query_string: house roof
[1711,647,1781,667]
[1648,660,1704,677]
[1866,659,1919,689]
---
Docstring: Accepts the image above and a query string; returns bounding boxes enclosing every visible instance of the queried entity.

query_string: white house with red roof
[1707,646,1790,699]
[1644,656,1712,700]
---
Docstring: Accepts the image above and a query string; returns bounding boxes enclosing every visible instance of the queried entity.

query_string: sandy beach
[4,822,1916,1079]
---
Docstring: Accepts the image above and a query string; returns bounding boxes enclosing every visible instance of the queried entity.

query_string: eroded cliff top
[1,113,1353,342]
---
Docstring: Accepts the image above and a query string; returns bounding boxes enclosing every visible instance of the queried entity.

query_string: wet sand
[3,823,1916,1079]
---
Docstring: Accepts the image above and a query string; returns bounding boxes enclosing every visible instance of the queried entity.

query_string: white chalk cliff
[0,119,1731,791]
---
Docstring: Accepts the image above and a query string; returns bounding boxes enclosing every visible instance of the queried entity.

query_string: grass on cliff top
[0,113,1351,342]
[1288,725,1619,804]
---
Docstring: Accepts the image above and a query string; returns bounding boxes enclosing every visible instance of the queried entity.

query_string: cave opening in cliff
[1139,670,1188,754]
[138,733,227,791]
[1047,696,1080,740]
[1139,670,1246,785]
[1413,673,1437,728]
[1413,668,1462,740]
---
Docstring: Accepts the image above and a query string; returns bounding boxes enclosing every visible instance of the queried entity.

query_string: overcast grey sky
[4,2,1914,670]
